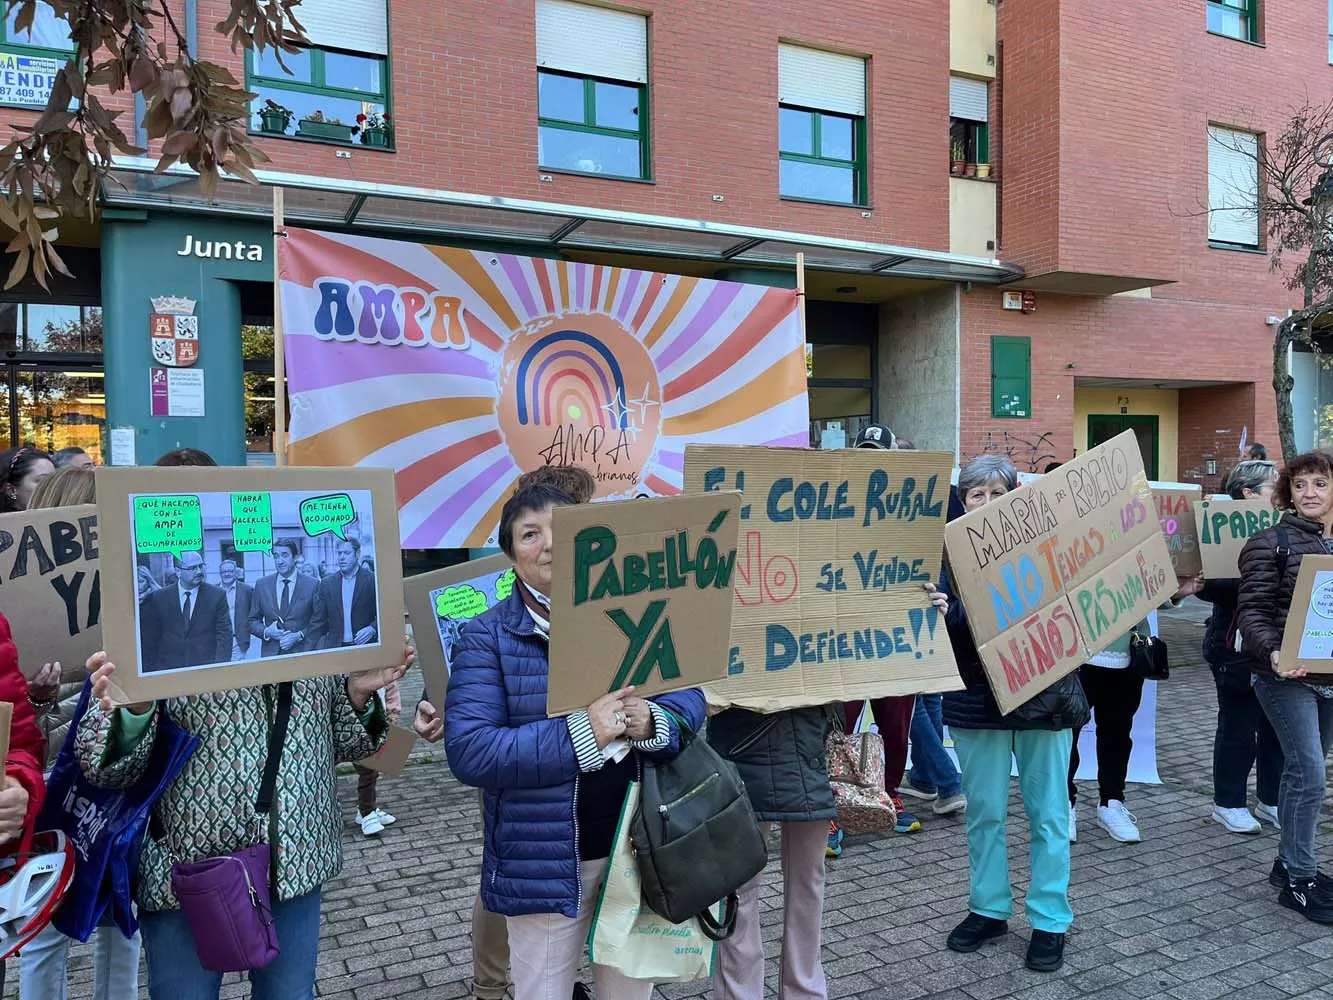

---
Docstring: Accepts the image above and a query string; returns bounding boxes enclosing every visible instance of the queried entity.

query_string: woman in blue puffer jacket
[445,482,705,1000]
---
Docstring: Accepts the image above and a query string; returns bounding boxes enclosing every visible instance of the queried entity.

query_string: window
[1207,0,1258,42]
[2,1,73,53]
[949,76,989,174]
[990,336,1030,419]
[245,0,389,145]
[778,44,868,205]
[1207,126,1260,249]
[536,0,649,179]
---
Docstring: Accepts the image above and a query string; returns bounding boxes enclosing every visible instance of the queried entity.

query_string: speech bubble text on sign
[132,495,203,559]
[230,492,273,551]
[299,493,356,540]
[433,584,489,621]
[495,568,515,602]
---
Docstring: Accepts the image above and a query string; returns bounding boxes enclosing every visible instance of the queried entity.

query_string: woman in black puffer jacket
[1237,451,1333,924]
[1198,459,1283,835]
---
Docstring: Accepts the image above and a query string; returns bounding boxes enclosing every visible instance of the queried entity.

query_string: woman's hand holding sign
[589,685,632,748]
[87,651,152,715]
[346,641,414,712]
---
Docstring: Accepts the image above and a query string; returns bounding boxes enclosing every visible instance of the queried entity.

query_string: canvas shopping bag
[586,782,715,983]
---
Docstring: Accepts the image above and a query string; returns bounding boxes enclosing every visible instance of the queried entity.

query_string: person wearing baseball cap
[854,424,897,450]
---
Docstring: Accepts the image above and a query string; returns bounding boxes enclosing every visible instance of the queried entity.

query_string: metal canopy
[101,156,1023,284]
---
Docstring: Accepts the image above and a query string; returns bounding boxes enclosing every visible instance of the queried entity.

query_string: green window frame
[245,45,391,146]
[1207,0,1258,42]
[950,118,989,166]
[1,1,74,58]
[537,69,650,180]
[778,105,867,207]
[991,336,1031,419]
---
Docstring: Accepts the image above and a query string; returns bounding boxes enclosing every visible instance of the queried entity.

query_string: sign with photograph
[944,431,1176,715]
[0,504,101,682]
[546,493,741,715]
[95,466,404,702]
[277,228,809,548]
[403,554,514,709]
[1277,555,1333,681]
[1194,498,1284,579]
[682,446,962,713]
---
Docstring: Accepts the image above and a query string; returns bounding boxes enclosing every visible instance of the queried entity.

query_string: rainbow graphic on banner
[277,228,809,549]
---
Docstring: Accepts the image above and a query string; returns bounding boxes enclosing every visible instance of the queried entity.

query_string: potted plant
[296,110,355,142]
[950,140,966,176]
[977,162,992,179]
[257,99,293,134]
[354,110,392,148]
[965,161,978,178]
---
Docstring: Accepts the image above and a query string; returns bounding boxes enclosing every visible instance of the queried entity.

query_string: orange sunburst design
[642,277,700,349]
[289,396,495,466]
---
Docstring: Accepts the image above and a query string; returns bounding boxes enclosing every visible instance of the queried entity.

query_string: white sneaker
[1256,802,1281,829]
[1097,800,1141,843]
[1069,804,1078,843]
[372,808,396,826]
[357,812,384,837]
[933,793,967,816]
[1212,805,1261,834]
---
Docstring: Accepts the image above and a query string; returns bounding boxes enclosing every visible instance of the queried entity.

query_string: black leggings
[1068,665,1146,806]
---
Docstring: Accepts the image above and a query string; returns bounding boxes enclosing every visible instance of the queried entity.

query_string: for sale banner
[277,229,810,548]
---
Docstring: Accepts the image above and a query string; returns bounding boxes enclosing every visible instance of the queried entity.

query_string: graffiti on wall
[974,430,1062,473]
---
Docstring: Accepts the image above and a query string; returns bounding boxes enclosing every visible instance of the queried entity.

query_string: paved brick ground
[16,604,1333,999]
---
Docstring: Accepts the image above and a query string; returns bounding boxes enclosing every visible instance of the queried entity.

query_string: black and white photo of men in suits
[247,538,319,657]
[219,559,256,661]
[138,551,233,672]
[311,537,378,649]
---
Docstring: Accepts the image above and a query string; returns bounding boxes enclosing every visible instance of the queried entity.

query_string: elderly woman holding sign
[1237,451,1333,925]
[940,455,1083,973]
[444,482,705,1000]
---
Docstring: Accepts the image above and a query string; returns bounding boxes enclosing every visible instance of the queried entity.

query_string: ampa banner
[278,229,810,548]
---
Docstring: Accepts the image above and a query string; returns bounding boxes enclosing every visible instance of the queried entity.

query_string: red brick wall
[1178,383,1259,490]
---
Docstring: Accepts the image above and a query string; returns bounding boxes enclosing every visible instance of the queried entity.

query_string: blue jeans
[1253,676,1333,879]
[18,919,141,1000]
[907,694,963,798]
[140,890,322,1000]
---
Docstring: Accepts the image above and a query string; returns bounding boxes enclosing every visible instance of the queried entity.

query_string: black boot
[946,912,1008,953]
[1026,930,1066,972]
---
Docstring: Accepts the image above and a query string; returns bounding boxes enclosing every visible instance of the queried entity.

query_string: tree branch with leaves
[0,0,307,289]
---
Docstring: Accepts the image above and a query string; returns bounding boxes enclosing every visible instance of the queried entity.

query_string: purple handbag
[155,683,293,973]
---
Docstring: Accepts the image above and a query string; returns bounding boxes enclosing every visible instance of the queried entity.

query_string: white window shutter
[950,77,988,122]
[536,0,648,84]
[291,0,388,56]
[778,44,866,117]
[1208,127,1260,246]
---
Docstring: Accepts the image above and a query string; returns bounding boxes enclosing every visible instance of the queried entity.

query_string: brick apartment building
[0,0,1327,514]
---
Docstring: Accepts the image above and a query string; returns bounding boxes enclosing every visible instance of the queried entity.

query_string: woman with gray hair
[1198,459,1283,835]
[941,455,1076,973]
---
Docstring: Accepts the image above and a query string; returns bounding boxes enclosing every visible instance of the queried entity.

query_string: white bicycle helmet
[0,830,75,959]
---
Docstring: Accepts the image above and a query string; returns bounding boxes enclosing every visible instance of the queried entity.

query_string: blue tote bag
[36,681,199,941]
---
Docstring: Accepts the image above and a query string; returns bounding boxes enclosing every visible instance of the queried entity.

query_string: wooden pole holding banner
[272,187,288,466]
[796,251,809,379]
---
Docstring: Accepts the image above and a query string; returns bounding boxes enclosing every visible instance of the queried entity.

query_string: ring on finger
[615,710,626,726]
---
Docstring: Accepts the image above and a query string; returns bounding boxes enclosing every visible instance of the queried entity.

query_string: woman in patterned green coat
[76,647,411,1000]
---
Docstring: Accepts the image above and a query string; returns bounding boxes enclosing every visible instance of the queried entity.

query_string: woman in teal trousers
[940,456,1077,973]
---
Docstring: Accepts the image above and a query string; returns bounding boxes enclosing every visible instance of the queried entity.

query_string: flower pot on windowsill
[976,163,991,179]
[360,130,391,149]
[950,160,966,176]
[258,111,289,134]
[296,119,354,142]
[965,162,978,178]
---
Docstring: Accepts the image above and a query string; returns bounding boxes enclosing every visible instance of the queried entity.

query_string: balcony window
[1207,0,1258,43]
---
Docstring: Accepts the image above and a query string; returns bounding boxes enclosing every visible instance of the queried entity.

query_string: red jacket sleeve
[0,614,46,853]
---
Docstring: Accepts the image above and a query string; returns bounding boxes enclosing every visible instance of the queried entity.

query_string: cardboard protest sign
[944,431,1176,715]
[95,466,404,703]
[0,505,101,681]
[1152,484,1202,577]
[1277,555,1333,680]
[682,447,961,713]
[1194,498,1284,579]
[547,493,741,716]
[403,554,515,709]
[359,725,417,776]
